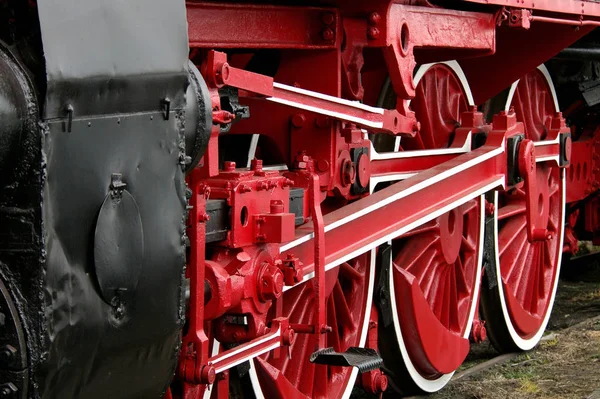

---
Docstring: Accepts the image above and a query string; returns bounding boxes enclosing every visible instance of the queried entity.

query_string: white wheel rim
[491,65,564,349]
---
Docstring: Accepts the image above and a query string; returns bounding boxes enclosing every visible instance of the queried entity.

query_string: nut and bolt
[270,200,284,214]
[224,161,236,172]
[321,27,335,41]
[293,152,312,170]
[368,12,381,25]
[291,114,306,128]
[257,262,285,302]
[317,159,330,172]
[315,116,330,128]
[367,27,380,40]
[373,371,388,393]
[250,159,263,172]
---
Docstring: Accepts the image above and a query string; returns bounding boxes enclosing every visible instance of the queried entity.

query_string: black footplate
[309,347,383,373]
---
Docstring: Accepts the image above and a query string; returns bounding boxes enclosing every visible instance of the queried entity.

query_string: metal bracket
[109,173,127,200]
[205,50,417,136]
[559,132,572,168]
[506,134,524,186]
[161,97,171,120]
[64,104,74,133]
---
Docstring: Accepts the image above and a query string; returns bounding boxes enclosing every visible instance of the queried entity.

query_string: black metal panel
[36,0,189,118]
[40,112,186,398]
[30,1,190,397]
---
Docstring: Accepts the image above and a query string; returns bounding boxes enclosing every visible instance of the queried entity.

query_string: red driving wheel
[481,65,565,352]
[376,62,484,395]
[249,253,373,399]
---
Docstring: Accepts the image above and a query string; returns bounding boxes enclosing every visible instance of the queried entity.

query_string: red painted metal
[567,137,598,202]
[394,268,471,374]
[201,160,294,248]
[496,69,565,338]
[187,2,339,49]
[361,308,388,395]
[253,254,371,398]
[403,64,471,150]
[307,171,328,347]
[379,63,483,378]
[383,5,495,101]
[205,51,416,135]
[462,0,600,19]
[178,170,211,386]
[210,318,294,374]
[174,2,597,397]
[393,197,481,374]
[471,319,487,344]
[461,23,593,104]
[519,139,552,242]
[564,208,580,255]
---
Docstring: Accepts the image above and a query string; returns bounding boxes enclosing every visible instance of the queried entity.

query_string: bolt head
[291,114,306,128]
[200,365,216,384]
[257,264,284,301]
[367,27,380,40]
[376,373,388,393]
[224,161,236,172]
[250,159,263,171]
[321,27,335,41]
[317,159,330,172]
[368,12,381,25]
[321,12,335,25]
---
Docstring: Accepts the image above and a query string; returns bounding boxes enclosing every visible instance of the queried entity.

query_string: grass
[518,379,540,394]
[570,288,600,303]
[427,278,600,399]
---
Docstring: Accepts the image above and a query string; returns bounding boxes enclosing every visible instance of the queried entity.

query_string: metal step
[309,347,383,373]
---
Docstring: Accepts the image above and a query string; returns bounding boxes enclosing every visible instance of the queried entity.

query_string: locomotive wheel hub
[439,208,464,264]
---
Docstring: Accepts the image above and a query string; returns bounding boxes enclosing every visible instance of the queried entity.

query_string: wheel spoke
[498,202,527,221]
[461,235,476,253]
[400,235,440,275]
[503,227,529,284]
[398,220,438,239]
[333,282,354,329]
[498,215,527,257]
[512,242,534,302]
[417,251,443,298]
[461,199,478,215]
[327,289,342,351]
[339,261,363,282]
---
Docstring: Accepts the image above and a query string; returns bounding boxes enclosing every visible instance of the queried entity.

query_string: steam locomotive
[0,0,599,398]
